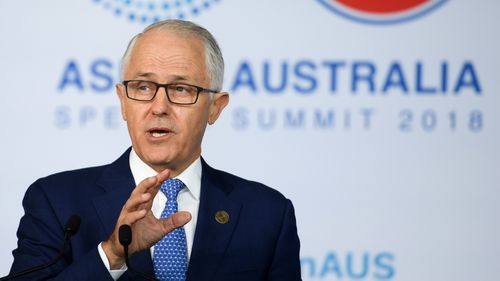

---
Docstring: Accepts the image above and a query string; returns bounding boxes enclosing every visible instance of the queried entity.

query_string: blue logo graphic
[92,0,221,23]
[316,0,448,25]
[301,251,396,280]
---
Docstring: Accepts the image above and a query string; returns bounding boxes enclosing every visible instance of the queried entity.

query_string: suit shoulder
[26,165,108,198]
[31,149,131,192]
[35,164,108,188]
[207,166,289,203]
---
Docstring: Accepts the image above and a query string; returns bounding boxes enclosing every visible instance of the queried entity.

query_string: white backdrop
[0,1,499,280]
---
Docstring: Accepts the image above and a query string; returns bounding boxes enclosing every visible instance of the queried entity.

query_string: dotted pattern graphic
[92,0,222,24]
[153,178,188,281]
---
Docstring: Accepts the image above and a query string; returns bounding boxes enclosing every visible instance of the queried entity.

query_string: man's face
[117,29,228,175]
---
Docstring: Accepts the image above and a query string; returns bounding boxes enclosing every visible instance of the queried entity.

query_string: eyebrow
[133,72,155,79]
[133,73,190,83]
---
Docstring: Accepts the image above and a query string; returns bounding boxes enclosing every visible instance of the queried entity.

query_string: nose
[151,86,171,116]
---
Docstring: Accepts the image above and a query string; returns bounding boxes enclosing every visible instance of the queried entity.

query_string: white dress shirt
[98,149,201,279]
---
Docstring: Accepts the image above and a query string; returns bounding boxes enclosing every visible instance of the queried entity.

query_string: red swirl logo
[317,0,448,24]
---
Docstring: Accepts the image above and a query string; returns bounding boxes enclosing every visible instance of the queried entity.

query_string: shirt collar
[128,148,201,201]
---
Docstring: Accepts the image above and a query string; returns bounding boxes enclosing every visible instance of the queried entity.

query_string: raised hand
[102,169,192,269]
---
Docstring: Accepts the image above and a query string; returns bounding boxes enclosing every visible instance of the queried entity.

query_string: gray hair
[120,19,224,91]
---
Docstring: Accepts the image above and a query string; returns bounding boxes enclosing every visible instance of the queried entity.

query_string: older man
[10,20,301,281]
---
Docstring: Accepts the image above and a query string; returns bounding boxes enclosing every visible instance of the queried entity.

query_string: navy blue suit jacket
[10,149,301,280]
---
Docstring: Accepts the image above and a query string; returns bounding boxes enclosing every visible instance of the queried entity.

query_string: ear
[116,83,128,121]
[208,92,229,125]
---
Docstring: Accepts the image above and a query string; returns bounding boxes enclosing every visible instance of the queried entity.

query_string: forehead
[124,29,207,82]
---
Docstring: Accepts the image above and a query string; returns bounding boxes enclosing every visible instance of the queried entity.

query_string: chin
[137,148,171,168]
[147,154,171,165]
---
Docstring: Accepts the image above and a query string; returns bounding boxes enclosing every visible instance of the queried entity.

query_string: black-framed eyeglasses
[122,80,218,105]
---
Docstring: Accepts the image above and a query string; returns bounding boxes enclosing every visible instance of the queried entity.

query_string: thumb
[160,211,192,234]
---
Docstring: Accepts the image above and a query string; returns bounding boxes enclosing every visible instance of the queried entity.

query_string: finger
[159,211,192,234]
[139,169,172,210]
[132,176,159,196]
[155,169,171,183]
[145,169,171,194]
[119,209,148,226]
[130,169,167,198]
[123,191,152,212]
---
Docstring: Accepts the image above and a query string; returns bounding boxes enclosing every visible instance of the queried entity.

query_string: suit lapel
[187,159,242,281]
[93,148,136,236]
[91,148,155,278]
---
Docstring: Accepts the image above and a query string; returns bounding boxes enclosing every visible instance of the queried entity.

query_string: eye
[136,82,153,92]
[174,85,189,93]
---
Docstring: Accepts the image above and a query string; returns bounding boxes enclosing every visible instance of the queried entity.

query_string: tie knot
[160,178,184,200]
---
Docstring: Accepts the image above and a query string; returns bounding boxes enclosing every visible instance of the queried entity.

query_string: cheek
[179,108,209,136]
[125,106,148,136]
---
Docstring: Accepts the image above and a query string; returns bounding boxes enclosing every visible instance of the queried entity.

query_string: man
[9,20,301,280]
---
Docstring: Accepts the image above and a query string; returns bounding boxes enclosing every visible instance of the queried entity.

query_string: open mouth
[148,128,172,138]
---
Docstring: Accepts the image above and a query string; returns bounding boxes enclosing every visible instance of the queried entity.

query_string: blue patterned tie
[153,178,188,281]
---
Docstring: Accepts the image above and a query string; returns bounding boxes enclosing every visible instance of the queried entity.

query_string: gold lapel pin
[215,210,230,224]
